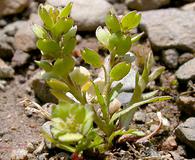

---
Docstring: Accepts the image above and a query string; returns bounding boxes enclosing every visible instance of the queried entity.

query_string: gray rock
[2,21,27,36]
[117,92,133,105]
[11,50,30,68]
[178,53,194,65]
[46,0,112,31]
[176,58,195,81]
[133,111,146,123]
[31,72,57,103]
[0,0,29,17]
[0,58,14,78]
[182,2,195,11]
[140,9,195,52]
[162,49,179,69]
[14,22,36,52]
[177,96,195,116]
[11,149,28,160]
[125,0,170,10]
[0,34,14,60]
[175,117,195,151]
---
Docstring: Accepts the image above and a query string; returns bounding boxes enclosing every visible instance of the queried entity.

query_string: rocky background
[0,0,195,159]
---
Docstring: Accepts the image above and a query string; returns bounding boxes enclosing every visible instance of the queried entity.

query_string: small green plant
[33,3,171,156]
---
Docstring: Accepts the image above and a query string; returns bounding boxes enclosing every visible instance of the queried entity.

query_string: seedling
[33,3,171,156]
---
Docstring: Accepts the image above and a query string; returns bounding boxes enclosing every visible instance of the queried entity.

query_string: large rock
[177,96,195,116]
[182,2,195,11]
[175,117,195,151]
[14,14,41,52]
[140,9,195,52]
[0,0,29,17]
[125,0,170,10]
[46,0,112,31]
[176,58,195,81]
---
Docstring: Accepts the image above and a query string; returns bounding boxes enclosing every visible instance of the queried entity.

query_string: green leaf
[42,129,76,153]
[51,89,75,103]
[110,62,131,81]
[109,33,131,56]
[110,96,171,124]
[81,48,102,68]
[62,37,76,55]
[58,133,83,143]
[142,90,159,100]
[37,39,60,58]
[38,5,54,29]
[96,26,111,47]
[52,102,70,119]
[60,2,73,18]
[105,12,120,33]
[131,32,144,44]
[121,11,141,31]
[35,60,52,72]
[32,24,48,39]
[52,18,73,37]
[63,26,77,41]
[47,79,69,92]
[149,66,165,82]
[52,57,75,78]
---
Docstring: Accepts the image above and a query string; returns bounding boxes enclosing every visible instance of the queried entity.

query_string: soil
[0,74,43,160]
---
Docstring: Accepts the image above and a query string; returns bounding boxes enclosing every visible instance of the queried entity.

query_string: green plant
[33,3,171,156]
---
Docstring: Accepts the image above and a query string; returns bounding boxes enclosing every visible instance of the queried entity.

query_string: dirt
[0,74,43,160]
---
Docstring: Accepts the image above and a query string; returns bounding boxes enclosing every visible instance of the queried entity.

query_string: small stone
[38,153,49,160]
[176,58,195,81]
[109,98,121,114]
[162,136,177,151]
[133,111,146,124]
[175,117,195,151]
[0,34,14,60]
[178,53,194,65]
[150,124,159,132]
[11,149,28,160]
[11,50,30,68]
[177,96,195,116]
[162,49,179,69]
[26,143,35,153]
[0,19,7,27]
[0,58,14,78]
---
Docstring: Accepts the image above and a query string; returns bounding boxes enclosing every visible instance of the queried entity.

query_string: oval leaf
[47,79,69,92]
[58,133,83,142]
[121,11,141,31]
[105,12,120,33]
[110,62,131,81]
[37,39,60,58]
[81,48,102,68]
[109,33,131,56]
